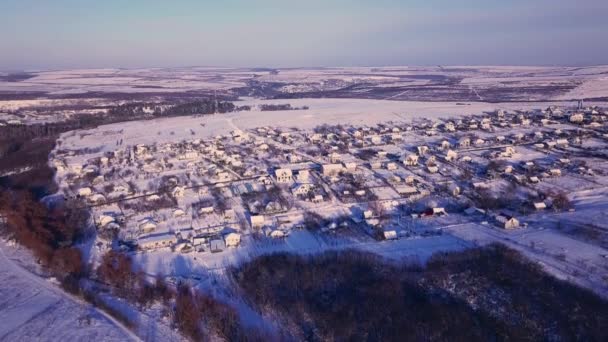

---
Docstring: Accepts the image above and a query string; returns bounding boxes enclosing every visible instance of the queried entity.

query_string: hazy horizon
[1,0,608,71]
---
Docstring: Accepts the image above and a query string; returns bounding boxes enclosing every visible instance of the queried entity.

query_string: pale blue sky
[1,0,607,70]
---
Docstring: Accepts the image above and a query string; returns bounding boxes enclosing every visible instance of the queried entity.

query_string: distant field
[1,65,607,102]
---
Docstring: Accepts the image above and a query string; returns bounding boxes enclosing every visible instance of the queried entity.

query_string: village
[49,104,608,272]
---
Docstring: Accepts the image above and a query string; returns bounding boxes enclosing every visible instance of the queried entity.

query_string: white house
[343,162,357,172]
[77,187,92,197]
[250,215,265,229]
[138,219,158,233]
[297,170,310,182]
[275,168,293,183]
[417,145,429,156]
[496,215,519,229]
[321,164,343,176]
[403,154,419,166]
[385,162,398,171]
[172,187,185,198]
[138,233,177,251]
[210,239,226,253]
[549,169,562,177]
[292,183,315,196]
[224,233,241,247]
[458,137,471,148]
[569,113,584,123]
[384,230,398,240]
[98,214,115,228]
[445,150,458,162]
[448,184,461,196]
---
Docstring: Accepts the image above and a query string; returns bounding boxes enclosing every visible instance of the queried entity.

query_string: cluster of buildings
[50,105,608,256]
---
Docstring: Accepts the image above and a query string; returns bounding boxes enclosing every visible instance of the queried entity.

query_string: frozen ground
[57,97,601,152]
[0,240,137,342]
[133,231,471,277]
[2,65,608,102]
[447,221,608,298]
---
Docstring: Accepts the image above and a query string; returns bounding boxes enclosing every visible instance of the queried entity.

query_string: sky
[1,0,607,70]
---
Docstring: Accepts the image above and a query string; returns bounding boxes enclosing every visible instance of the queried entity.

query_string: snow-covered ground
[2,65,608,99]
[447,222,608,298]
[57,97,599,151]
[0,240,137,342]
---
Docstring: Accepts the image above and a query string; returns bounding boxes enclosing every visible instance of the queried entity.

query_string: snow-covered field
[2,65,608,100]
[0,241,135,342]
[57,97,598,151]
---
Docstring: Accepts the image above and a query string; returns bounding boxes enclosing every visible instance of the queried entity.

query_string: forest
[233,245,608,341]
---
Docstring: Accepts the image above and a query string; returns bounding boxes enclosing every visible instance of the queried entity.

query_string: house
[394,185,418,196]
[556,139,569,147]
[403,154,419,166]
[146,194,161,202]
[448,184,461,196]
[77,187,92,197]
[275,168,293,183]
[89,194,106,204]
[180,151,199,160]
[432,207,447,216]
[98,215,115,228]
[292,183,315,196]
[445,150,458,162]
[192,236,208,247]
[329,152,341,163]
[265,201,282,213]
[269,230,286,238]
[417,145,429,156]
[481,119,492,130]
[297,170,310,182]
[172,186,185,198]
[343,162,357,172]
[322,163,343,176]
[224,233,241,247]
[569,113,584,123]
[199,205,215,215]
[501,146,516,158]
[549,169,562,177]
[420,207,446,218]
[210,239,226,253]
[533,202,547,210]
[496,214,519,229]
[474,138,486,146]
[138,233,177,251]
[138,218,158,233]
[385,162,398,171]
[312,195,324,203]
[384,230,398,240]
[250,215,265,228]
[458,137,471,148]
[173,209,186,217]
[444,122,456,132]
